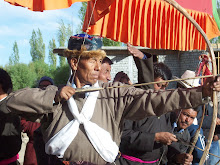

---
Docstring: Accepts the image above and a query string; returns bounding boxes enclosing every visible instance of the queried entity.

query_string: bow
[162,0,218,164]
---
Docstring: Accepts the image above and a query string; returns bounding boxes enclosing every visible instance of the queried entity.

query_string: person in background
[175,70,206,165]
[167,108,196,165]
[116,44,178,165]
[21,76,54,165]
[98,57,113,83]
[0,68,22,165]
[197,97,220,165]
[5,35,220,165]
[113,71,132,85]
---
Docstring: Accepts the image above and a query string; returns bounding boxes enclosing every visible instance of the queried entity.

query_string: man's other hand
[55,86,76,102]
[154,132,177,145]
[176,153,193,165]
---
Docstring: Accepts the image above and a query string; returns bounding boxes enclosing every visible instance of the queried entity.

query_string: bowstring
[71,0,98,85]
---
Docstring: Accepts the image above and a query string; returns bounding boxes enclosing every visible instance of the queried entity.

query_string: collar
[0,96,7,102]
[71,83,92,98]
[173,122,185,133]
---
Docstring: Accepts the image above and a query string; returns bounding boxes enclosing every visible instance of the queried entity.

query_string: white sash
[45,82,119,162]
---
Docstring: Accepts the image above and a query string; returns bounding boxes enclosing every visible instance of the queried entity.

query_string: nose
[185,117,189,122]
[95,61,101,71]
[107,73,111,81]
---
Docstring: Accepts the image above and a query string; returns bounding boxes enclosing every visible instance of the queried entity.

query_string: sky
[0,0,82,67]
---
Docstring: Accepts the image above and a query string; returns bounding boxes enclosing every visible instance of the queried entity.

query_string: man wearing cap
[20,76,54,165]
[5,34,220,165]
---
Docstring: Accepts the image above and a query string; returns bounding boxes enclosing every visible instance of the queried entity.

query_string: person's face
[154,77,169,90]
[72,56,102,86]
[39,81,52,89]
[177,109,197,130]
[98,62,111,82]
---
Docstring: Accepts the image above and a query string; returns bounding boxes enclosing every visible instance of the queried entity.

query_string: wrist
[55,91,61,102]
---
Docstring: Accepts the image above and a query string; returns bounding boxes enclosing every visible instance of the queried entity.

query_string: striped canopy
[4,0,220,51]
[83,0,220,51]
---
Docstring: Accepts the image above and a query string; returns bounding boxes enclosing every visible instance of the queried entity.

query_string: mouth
[93,75,99,79]
[181,123,188,126]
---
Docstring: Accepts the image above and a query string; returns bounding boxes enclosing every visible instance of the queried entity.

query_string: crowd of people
[1,34,220,165]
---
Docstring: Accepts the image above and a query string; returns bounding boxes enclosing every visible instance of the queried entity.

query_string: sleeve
[6,85,58,121]
[115,85,205,121]
[197,104,214,129]
[187,125,205,164]
[119,56,159,153]
[133,55,154,90]
[120,120,159,153]
[20,118,41,138]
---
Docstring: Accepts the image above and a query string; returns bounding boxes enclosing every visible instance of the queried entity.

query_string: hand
[176,153,193,165]
[213,135,219,141]
[127,42,145,59]
[154,132,177,145]
[55,86,76,102]
[113,71,132,85]
[202,76,220,97]
[216,118,220,125]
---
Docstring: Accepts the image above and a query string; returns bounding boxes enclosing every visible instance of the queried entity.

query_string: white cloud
[17,39,29,47]
[0,0,83,66]
[0,44,5,49]
[0,25,14,36]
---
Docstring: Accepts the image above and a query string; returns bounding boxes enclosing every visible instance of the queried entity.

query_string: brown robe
[6,82,204,164]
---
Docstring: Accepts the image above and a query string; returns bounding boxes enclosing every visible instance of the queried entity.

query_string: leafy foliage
[57,20,73,66]
[53,64,70,86]
[29,29,46,62]
[5,63,37,90]
[9,41,19,65]
[48,38,57,68]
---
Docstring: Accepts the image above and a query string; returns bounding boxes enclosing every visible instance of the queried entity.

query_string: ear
[70,58,78,71]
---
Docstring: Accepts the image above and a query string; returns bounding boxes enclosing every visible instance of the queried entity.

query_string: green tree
[57,20,73,66]
[48,38,57,68]
[29,61,52,83]
[9,41,19,65]
[6,63,37,90]
[53,64,70,86]
[29,29,46,62]
[77,2,87,33]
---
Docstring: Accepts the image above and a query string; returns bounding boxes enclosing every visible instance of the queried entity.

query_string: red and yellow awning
[4,0,220,51]
[83,0,220,51]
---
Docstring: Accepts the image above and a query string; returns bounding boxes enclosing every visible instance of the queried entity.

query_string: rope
[75,74,218,93]
[71,0,98,85]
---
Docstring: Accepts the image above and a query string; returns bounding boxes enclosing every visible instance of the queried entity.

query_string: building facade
[103,46,220,89]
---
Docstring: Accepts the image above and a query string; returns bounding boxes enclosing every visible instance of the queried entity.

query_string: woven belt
[62,152,121,165]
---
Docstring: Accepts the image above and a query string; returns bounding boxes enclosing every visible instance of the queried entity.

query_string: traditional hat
[174,70,201,88]
[38,76,54,86]
[53,34,105,59]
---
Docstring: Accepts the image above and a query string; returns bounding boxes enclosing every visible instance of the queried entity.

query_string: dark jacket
[118,56,171,164]
[0,98,22,161]
[120,113,172,162]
